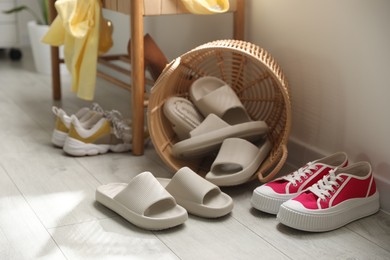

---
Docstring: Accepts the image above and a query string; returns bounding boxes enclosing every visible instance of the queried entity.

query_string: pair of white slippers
[96,167,234,230]
[164,76,272,186]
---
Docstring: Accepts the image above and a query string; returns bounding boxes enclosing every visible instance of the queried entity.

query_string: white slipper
[163,96,203,140]
[189,76,251,124]
[172,114,268,158]
[157,167,234,218]
[206,138,272,186]
[96,171,188,230]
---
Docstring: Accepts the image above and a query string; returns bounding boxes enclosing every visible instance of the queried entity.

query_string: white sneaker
[51,104,103,147]
[63,110,134,156]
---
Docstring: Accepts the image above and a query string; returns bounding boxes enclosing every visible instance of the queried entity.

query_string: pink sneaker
[251,152,348,214]
[277,161,380,232]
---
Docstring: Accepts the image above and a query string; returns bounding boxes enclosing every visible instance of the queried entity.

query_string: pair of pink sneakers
[251,152,380,232]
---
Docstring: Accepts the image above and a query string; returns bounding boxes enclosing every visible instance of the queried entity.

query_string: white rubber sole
[251,188,295,215]
[51,129,68,148]
[63,137,131,156]
[277,192,380,232]
[96,188,187,230]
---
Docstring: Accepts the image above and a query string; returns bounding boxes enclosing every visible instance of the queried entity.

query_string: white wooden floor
[0,48,389,260]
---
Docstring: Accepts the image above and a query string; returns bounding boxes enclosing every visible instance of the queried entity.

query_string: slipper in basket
[163,96,203,140]
[189,76,251,124]
[171,113,268,158]
[157,167,233,218]
[206,138,272,186]
[96,171,188,230]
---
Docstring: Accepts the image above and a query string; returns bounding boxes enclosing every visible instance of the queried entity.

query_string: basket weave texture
[147,39,292,183]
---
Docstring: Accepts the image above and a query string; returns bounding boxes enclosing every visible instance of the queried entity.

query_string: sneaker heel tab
[52,106,59,115]
[52,106,64,116]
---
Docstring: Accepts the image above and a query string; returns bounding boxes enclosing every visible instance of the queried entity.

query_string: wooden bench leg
[130,0,145,155]
[48,0,61,100]
[51,46,61,100]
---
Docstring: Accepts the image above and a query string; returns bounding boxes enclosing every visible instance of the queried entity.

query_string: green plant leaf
[2,4,44,25]
[2,6,29,14]
[42,0,49,25]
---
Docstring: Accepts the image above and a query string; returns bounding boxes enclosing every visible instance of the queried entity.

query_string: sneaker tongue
[301,190,318,199]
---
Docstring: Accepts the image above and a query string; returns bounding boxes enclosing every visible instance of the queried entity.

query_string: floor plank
[0,151,116,229]
[346,210,390,251]
[155,216,289,260]
[75,146,173,185]
[49,217,179,260]
[0,164,65,259]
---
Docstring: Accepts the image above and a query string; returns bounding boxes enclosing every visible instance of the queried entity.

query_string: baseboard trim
[286,137,390,214]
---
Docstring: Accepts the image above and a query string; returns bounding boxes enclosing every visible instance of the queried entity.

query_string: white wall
[101,9,235,60]
[245,0,390,212]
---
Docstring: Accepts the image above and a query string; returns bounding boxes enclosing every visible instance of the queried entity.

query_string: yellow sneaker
[63,110,133,156]
[51,104,103,147]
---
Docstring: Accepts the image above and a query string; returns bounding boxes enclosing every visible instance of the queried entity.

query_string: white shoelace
[104,110,132,144]
[309,169,344,201]
[91,103,105,113]
[283,162,318,186]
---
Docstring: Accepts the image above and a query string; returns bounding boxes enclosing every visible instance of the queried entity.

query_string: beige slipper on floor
[157,167,234,218]
[206,138,272,186]
[96,171,188,230]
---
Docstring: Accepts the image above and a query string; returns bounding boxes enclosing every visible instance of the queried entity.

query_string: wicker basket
[147,39,292,183]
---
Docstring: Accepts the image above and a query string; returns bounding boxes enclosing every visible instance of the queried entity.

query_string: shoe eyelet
[322,198,326,202]
[335,184,340,188]
[293,183,298,187]
[303,175,308,179]
[298,179,303,183]
[340,178,344,182]
[326,194,331,198]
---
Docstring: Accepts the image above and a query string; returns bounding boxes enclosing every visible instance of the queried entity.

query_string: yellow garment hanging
[180,0,229,14]
[42,0,113,100]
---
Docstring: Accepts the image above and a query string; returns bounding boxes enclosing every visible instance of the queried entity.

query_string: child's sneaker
[251,152,348,214]
[277,161,380,232]
[51,103,104,147]
[63,110,133,156]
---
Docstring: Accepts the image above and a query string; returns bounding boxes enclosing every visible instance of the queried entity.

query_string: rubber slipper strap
[189,114,230,137]
[114,171,175,216]
[165,167,220,205]
[195,85,250,123]
[210,138,260,173]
